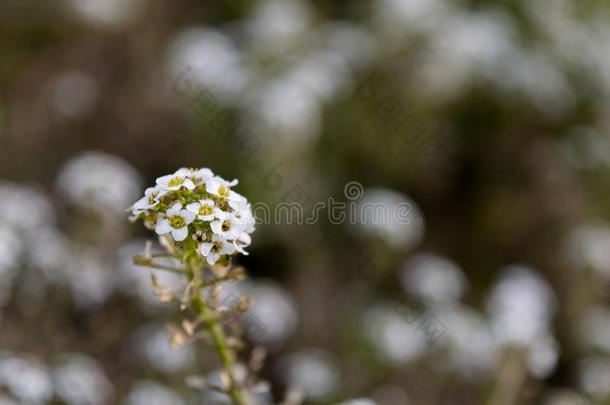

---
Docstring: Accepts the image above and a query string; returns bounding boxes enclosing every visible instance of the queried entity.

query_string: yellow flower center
[169,215,185,229]
[218,185,230,197]
[147,191,159,204]
[210,242,222,253]
[221,220,231,232]
[199,204,213,216]
[168,177,184,187]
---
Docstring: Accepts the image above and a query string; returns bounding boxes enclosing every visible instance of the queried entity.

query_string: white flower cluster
[130,168,254,265]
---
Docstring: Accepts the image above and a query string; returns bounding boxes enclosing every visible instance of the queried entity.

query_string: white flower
[0,183,55,231]
[57,152,141,215]
[336,399,377,405]
[170,167,215,188]
[156,170,196,192]
[53,354,114,405]
[65,251,115,309]
[134,324,195,372]
[354,187,424,250]
[131,167,255,261]
[186,199,216,221]
[131,186,166,213]
[233,232,251,255]
[155,203,196,241]
[205,176,238,199]
[279,349,336,400]
[363,304,427,364]
[172,167,192,176]
[227,189,248,204]
[0,354,53,403]
[192,168,214,184]
[200,235,236,265]
[210,208,245,240]
[487,265,556,345]
[125,380,185,405]
[229,200,255,233]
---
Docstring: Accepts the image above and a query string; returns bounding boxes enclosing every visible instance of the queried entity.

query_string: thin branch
[133,255,186,275]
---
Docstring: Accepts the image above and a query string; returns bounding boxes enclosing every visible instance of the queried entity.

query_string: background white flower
[125,380,185,405]
[56,151,141,216]
[53,353,114,405]
[0,353,54,403]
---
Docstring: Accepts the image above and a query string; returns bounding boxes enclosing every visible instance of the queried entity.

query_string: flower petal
[183,178,196,190]
[222,242,236,255]
[181,209,196,224]
[194,168,213,181]
[186,202,200,214]
[167,202,182,216]
[155,174,172,186]
[238,232,252,245]
[234,241,249,255]
[132,196,149,210]
[225,227,242,240]
[200,242,213,256]
[213,207,227,220]
[155,219,171,235]
[228,190,246,203]
[174,167,191,176]
[206,252,220,265]
[210,220,223,235]
[171,226,188,241]
[205,178,221,196]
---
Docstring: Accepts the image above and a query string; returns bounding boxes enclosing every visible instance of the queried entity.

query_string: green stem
[190,262,249,405]
[151,253,176,258]
[133,258,186,275]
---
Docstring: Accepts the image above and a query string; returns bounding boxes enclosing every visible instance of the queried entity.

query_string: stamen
[199,204,213,216]
[168,177,184,187]
[169,215,186,229]
[218,185,230,197]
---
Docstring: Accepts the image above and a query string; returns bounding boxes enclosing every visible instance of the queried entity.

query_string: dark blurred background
[1,1,610,404]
